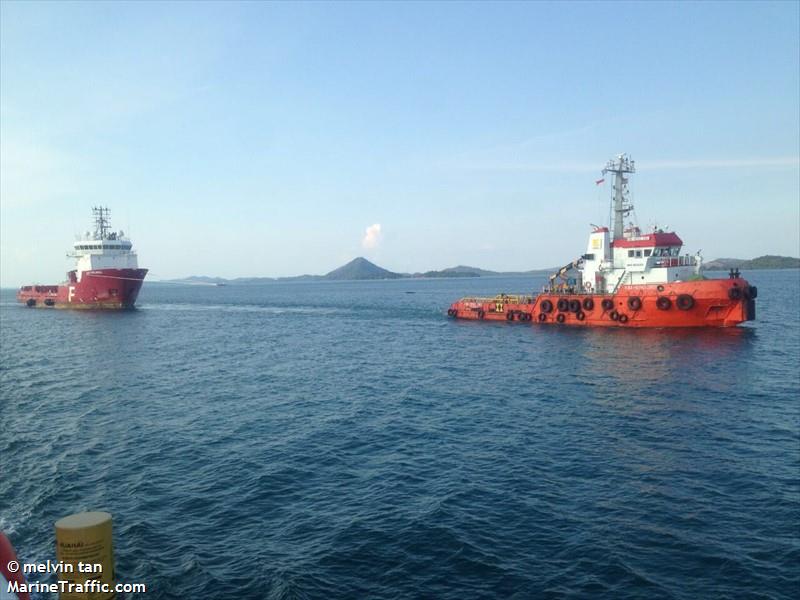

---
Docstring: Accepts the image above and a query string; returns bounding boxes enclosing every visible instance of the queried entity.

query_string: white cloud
[640,157,800,170]
[361,223,382,249]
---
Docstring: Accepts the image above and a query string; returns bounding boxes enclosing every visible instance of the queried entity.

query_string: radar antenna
[602,154,635,240]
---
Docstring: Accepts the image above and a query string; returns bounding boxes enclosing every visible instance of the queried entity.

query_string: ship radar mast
[92,206,111,240]
[602,154,635,240]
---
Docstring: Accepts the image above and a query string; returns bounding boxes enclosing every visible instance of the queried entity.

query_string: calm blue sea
[1,271,799,599]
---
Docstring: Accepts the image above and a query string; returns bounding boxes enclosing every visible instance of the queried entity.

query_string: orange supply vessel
[448,155,756,328]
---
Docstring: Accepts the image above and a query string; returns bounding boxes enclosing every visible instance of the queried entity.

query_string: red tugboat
[448,155,756,328]
[17,207,148,309]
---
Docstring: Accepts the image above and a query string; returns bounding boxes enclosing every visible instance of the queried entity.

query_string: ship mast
[92,206,111,240]
[602,154,635,240]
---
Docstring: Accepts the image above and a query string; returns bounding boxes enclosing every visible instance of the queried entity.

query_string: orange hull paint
[448,279,755,328]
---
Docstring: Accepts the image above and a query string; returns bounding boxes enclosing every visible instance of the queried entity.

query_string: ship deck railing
[459,294,536,305]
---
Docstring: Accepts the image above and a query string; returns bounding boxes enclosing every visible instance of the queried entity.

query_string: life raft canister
[676,294,695,310]
[1,532,31,600]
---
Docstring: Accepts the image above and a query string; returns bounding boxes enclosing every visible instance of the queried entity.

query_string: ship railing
[459,294,536,305]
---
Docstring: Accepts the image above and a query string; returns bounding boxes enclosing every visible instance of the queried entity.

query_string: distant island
[701,255,800,271]
[165,254,799,284]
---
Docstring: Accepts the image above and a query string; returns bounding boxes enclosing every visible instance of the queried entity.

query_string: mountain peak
[324,257,403,280]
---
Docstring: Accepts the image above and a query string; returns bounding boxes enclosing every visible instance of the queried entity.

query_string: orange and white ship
[448,155,756,328]
[17,207,147,310]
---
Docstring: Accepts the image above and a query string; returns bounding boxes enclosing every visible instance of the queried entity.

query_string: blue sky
[1,1,798,286]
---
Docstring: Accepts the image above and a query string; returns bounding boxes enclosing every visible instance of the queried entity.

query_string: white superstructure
[68,207,140,280]
[550,155,702,293]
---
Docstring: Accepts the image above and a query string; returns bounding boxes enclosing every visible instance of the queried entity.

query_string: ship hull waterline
[17,268,148,310]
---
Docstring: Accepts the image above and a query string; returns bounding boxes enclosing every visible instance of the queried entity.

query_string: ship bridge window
[644,249,652,257]
[628,250,635,257]
[635,250,642,258]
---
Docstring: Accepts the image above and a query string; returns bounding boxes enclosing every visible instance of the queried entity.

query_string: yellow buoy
[54,511,115,599]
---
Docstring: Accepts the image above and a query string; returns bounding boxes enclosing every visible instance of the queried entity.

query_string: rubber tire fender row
[477,309,485,319]
[582,298,594,311]
[576,311,586,321]
[676,294,694,311]
[609,310,620,321]
[601,298,614,311]
[538,313,547,322]
[556,313,566,324]
[506,311,515,321]
[627,297,642,311]
[618,314,629,323]
[539,299,554,314]
[568,299,581,313]
[557,298,569,312]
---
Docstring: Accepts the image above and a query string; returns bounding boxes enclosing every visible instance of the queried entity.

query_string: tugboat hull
[448,279,756,328]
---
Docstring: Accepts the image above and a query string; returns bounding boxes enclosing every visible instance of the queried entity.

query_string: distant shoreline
[160,255,799,285]
[3,256,796,289]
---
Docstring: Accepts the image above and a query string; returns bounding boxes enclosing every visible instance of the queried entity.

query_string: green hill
[704,255,799,270]
[742,255,800,269]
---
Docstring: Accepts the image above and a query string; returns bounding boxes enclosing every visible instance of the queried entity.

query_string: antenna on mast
[602,154,635,240]
[92,206,111,240]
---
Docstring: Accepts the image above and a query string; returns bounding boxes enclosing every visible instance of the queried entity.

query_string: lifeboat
[447,155,756,328]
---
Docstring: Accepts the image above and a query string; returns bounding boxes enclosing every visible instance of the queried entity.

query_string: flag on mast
[595,178,605,185]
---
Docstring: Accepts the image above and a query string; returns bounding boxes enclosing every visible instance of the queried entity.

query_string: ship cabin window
[635,250,642,258]
[644,249,652,257]
[628,250,635,257]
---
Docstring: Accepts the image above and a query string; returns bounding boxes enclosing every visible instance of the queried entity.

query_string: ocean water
[1,271,798,599]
